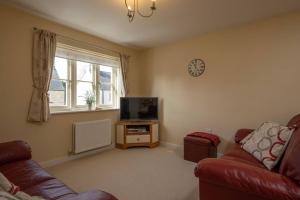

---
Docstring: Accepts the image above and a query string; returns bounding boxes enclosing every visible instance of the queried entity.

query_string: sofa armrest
[234,129,254,143]
[195,158,300,200]
[0,141,31,165]
[61,190,118,200]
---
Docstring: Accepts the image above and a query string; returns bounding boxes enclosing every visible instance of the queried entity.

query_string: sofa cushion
[58,190,118,200]
[241,121,294,170]
[195,158,300,200]
[0,160,54,190]
[287,114,300,128]
[223,144,266,169]
[0,141,118,200]
[279,128,300,185]
[0,141,31,166]
[23,179,76,200]
[234,129,255,144]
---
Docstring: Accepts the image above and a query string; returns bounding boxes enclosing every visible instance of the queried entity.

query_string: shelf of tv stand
[126,132,150,135]
[116,121,159,149]
[117,120,159,125]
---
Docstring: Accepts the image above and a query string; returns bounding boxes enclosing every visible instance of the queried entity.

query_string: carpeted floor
[48,146,199,200]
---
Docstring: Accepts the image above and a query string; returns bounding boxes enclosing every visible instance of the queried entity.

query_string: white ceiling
[3,0,300,49]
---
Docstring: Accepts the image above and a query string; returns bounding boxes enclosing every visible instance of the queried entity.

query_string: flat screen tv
[120,97,158,121]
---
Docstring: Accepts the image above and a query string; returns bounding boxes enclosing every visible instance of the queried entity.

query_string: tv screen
[120,97,158,121]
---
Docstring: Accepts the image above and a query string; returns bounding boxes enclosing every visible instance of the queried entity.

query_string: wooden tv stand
[116,121,159,149]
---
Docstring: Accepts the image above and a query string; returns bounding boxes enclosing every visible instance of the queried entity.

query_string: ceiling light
[125,0,157,22]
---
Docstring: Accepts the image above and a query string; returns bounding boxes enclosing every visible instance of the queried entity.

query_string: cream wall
[1,3,300,161]
[0,4,141,162]
[139,12,300,152]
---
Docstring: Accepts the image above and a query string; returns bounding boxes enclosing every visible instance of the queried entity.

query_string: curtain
[27,29,56,122]
[120,54,130,97]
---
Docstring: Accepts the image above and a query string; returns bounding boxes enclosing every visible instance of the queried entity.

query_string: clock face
[187,59,205,77]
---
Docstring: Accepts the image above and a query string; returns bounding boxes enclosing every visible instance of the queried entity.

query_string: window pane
[99,66,112,84]
[77,61,93,81]
[77,82,93,106]
[53,57,68,80]
[49,80,68,106]
[99,83,112,105]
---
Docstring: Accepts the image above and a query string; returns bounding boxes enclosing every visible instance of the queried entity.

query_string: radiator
[72,119,112,154]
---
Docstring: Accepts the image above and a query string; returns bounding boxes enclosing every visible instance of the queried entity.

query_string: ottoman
[184,136,217,163]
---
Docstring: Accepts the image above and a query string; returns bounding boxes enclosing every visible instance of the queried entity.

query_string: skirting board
[160,141,224,158]
[160,141,183,150]
[39,144,115,168]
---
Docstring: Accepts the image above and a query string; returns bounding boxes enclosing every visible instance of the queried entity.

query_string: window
[76,61,94,106]
[98,65,114,106]
[49,43,122,113]
[49,57,70,107]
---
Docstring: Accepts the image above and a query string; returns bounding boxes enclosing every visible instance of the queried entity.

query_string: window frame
[49,57,72,112]
[96,65,117,108]
[49,57,121,113]
[73,61,96,108]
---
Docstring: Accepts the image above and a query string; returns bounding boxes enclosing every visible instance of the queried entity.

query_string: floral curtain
[27,29,56,122]
[120,54,130,97]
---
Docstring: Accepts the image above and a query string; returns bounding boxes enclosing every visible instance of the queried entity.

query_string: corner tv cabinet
[116,121,159,149]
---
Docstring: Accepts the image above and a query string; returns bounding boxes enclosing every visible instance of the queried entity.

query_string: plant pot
[88,104,96,111]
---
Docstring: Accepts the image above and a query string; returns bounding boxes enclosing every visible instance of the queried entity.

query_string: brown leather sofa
[195,114,300,200]
[0,141,117,200]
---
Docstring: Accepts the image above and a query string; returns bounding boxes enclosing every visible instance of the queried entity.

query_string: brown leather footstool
[184,136,218,163]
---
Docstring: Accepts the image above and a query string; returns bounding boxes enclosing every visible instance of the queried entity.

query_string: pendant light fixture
[125,0,157,22]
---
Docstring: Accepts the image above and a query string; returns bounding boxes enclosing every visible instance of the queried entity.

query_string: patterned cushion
[0,191,19,200]
[0,173,19,195]
[241,121,294,170]
[14,191,45,200]
[0,173,44,200]
[0,191,45,200]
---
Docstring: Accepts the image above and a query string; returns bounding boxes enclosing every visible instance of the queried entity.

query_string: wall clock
[187,59,205,77]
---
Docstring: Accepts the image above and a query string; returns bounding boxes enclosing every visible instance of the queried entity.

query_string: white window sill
[50,107,119,115]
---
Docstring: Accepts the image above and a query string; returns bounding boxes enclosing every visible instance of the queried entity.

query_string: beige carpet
[48,146,199,200]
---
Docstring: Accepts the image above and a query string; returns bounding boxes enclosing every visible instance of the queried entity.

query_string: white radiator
[72,119,112,154]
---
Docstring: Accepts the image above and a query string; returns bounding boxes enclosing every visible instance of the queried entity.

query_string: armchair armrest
[61,190,118,200]
[0,141,31,165]
[234,129,254,143]
[195,158,300,200]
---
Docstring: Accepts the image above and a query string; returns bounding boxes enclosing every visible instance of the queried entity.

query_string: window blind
[55,43,121,68]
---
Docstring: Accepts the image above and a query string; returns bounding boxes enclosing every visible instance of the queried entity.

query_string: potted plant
[84,91,96,110]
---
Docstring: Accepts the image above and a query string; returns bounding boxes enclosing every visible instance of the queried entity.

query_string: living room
[0,1,300,200]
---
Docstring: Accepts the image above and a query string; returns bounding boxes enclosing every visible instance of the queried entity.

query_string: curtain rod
[33,27,122,56]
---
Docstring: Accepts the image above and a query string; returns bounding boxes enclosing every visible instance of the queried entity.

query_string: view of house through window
[49,45,121,112]
[99,65,113,106]
[49,57,69,107]
[76,61,94,106]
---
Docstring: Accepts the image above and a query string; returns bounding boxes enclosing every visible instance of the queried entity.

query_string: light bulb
[151,0,156,9]
[128,5,132,11]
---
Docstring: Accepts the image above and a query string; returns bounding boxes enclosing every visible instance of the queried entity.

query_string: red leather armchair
[195,114,300,200]
[0,141,117,200]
